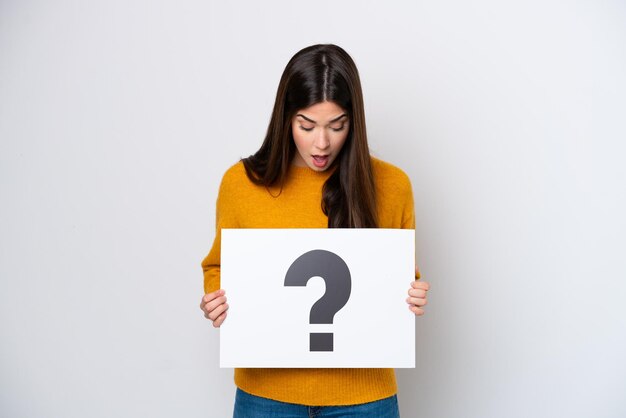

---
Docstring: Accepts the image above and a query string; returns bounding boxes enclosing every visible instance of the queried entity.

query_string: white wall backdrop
[1,1,625,417]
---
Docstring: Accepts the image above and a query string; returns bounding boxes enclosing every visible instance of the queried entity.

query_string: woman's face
[291,101,350,171]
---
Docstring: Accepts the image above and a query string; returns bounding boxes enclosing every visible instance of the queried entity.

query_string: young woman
[199,44,430,418]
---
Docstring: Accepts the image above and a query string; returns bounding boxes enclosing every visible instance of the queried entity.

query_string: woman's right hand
[200,289,229,327]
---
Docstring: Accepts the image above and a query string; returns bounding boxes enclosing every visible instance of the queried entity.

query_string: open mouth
[312,155,329,168]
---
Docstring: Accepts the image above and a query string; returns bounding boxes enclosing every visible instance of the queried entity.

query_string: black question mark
[284,249,352,352]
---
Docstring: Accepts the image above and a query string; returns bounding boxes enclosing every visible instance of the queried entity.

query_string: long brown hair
[242,44,377,228]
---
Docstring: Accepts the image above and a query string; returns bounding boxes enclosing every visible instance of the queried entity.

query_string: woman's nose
[314,129,330,150]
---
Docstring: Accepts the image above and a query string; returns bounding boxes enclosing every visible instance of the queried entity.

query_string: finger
[208,303,229,321]
[408,288,426,298]
[200,289,225,309]
[207,301,228,320]
[406,296,427,307]
[207,304,227,321]
[411,281,430,291]
[206,309,226,324]
[201,289,224,306]
[409,305,425,316]
[213,311,228,328]
[202,296,227,314]
[415,266,421,279]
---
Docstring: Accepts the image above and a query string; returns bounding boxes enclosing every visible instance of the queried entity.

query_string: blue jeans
[233,388,400,418]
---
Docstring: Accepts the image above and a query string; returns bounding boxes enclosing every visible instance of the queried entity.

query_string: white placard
[220,228,415,368]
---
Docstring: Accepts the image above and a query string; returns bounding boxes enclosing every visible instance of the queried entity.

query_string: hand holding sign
[407,274,430,316]
[200,289,228,327]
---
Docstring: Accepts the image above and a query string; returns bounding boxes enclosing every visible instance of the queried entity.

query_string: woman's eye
[299,125,314,132]
[331,125,345,132]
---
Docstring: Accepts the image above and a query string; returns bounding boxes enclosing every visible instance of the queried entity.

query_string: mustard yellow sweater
[201,156,416,406]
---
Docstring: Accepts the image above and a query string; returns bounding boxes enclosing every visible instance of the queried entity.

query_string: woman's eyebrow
[329,114,348,123]
[296,113,348,124]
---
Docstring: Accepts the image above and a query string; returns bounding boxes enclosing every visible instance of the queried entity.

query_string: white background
[220,229,415,368]
[1,1,625,417]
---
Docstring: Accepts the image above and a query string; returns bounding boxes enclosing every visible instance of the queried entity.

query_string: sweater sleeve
[201,165,240,294]
[400,175,420,279]
[400,175,416,230]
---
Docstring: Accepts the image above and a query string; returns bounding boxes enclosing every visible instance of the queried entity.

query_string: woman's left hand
[407,266,430,316]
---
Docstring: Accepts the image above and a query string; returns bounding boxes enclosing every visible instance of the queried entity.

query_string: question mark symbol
[284,249,352,352]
